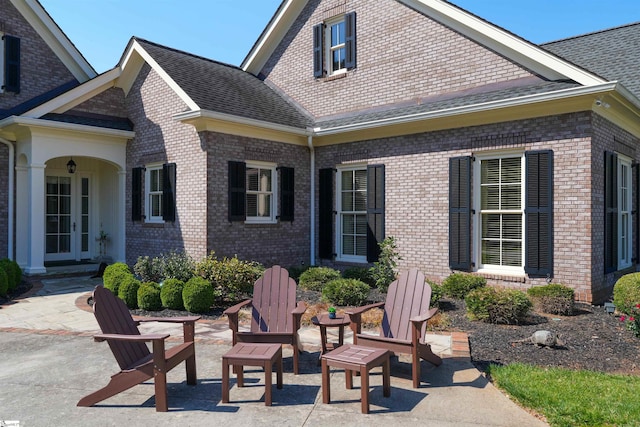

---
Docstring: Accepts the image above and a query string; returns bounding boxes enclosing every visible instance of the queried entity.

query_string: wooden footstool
[321,344,391,414]
[222,343,283,406]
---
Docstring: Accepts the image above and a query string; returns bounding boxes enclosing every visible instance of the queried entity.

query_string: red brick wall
[0,0,78,110]
[261,0,536,119]
[125,64,208,265]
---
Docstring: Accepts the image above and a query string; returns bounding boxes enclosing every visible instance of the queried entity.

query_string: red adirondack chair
[346,268,442,388]
[224,265,306,374]
[77,285,200,412]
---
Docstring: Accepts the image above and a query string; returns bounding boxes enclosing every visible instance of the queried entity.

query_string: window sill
[142,221,165,228]
[318,72,348,82]
[476,270,526,283]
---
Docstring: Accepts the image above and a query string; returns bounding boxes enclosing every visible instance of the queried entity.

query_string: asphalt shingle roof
[542,22,640,99]
[135,38,312,129]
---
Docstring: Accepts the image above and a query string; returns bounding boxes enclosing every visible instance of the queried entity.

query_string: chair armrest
[410,307,438,324]
[344,301,385,317]
[224,299,252,344]
[346,302,385,344]
[223,299,252,316]
[93,333,169,343]
[138,316,201,323]
[292,301,307,316]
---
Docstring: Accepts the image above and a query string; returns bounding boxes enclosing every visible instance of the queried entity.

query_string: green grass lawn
[488,363,640,427]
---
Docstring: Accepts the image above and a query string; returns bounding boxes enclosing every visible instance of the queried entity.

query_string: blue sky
[39,0,640,74]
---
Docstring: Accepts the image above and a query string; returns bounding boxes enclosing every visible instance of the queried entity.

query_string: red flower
[636,303,640,309]
[630,317,636,322]
[620,315,627,322]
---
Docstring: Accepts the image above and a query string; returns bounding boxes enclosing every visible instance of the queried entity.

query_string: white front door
[45,173,91,262]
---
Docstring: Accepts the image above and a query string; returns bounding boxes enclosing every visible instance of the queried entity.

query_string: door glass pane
[58,235,71,253]
[47,196,58,214]
[59,177,71,195]
[60,196,71,215]
[46,216,58,234]
[46,235,58,253]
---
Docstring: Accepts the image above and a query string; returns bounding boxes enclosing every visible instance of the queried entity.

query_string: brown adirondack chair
[224,265,306,374]
[346,268,442,388]
[77,285,200,412]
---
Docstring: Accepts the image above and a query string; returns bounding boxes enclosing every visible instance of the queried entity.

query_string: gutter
[173,109,310,136]
[0,137,14,260]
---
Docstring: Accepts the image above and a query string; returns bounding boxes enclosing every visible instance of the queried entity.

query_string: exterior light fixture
[67,157,77,174]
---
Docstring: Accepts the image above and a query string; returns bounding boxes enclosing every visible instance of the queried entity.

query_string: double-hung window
[246,162,277,224]
[313,12,356,78]
[336,166,368,261]
[475,154,525,273]
[145,164,164,223]
[618,155,633,269]
[326,16,346,75]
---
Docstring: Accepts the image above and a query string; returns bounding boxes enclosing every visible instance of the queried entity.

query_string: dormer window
[313,12,356,78]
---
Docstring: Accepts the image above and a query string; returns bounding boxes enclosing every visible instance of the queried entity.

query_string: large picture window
[337,167,367,261]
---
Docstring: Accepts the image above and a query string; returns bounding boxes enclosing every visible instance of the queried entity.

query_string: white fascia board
[23,68,121,118]
[11,0,96,81]
[174,109,310,136]
[0,116,135,139]
[242,0,309,74]
[314,83,619,135]
[402,0,606,86]
[122,40,200,111]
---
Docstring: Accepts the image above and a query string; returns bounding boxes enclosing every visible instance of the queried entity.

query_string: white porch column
[26,163,46,274]
[15,164,28,268]
[116,170,126,263]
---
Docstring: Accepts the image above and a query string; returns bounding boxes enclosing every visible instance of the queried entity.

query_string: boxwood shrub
[527,283,575,315]
[442,272,486,299]
[160,278,185,310]
[138,282,162,311]
[428,279,444,307]
[322,278,370,306]
[299,267,341,292]
[118,275,141,309]
[342,267,376,286]
[195,253,263,302]
[613,273,640,315]
[0,258,15,292]
[0,267,8,297]
[465,287,532,324]
[103,262,133,295]
[183,276,215,314]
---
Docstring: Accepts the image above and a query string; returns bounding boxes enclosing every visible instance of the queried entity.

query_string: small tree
[369,236,402,292]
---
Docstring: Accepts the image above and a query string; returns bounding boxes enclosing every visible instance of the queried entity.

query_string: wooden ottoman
[321,344,391,414]
[222,342,283,406]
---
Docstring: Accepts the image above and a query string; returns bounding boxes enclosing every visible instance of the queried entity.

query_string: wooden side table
[221,342,283,406]
[321,344,391,414]
[311,312,351,357]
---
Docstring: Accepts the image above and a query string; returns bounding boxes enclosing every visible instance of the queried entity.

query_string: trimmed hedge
[103,263,133,295]
[299,267,341,292]
[465,287,532,324]
[0,259,15,292]
[118,276,141,309]
[527,284,575,315]
[0,267,8,297]
[160,278,185,310]
[322,278,370,306]
[183,276,215,314]
[442,273,486,299]
[138,282,162,311]
[614,273,640,315]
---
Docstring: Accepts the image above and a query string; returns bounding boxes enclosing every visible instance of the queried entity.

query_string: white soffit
[401,0,606,86]
[11,0,96,82]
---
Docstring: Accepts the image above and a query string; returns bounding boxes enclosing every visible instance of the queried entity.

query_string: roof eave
[0,116,135,139]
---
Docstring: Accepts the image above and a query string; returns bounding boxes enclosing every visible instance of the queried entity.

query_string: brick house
[1,0,640,303]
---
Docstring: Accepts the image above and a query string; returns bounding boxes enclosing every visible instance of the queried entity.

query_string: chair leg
[293,344,300,375]
[185,353,197,385]
[412,349,421,388]
[154,369,168,412]
[77,369,152,408]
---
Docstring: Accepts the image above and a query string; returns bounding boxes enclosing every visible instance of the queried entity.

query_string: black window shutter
[279,167,294,221]
[449,156,472,271]
[162,163,176,222]
[345,12,357,70]
[228,161,246,222]
[604,151,618,273]
[313,23,324,78]
[131,167,143,222]
[319,168,334,259]
[524,151,554,277]
[366,164,385,262]
[3,35,20,93]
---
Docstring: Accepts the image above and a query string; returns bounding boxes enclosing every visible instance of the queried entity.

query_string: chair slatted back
[250,265,297,334]
[93,286,151,370]
[381,269,432,341]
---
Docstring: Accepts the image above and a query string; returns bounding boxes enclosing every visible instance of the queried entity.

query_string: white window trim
[144,163,164,224]
[335,164,368,263]
[245,161,277,224]
[618,154,633,270]
[324,15,347,76]
[473,151,526,276]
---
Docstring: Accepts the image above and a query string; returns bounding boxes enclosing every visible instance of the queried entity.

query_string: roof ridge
[133,36,244,71]
[541,21,640,46]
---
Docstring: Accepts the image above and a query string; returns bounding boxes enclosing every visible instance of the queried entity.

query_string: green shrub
[527,283,575,315]
[0,267,8,297]
[103,263,133,295]
[162,250,195,282]
[613,273,640,315]
[465,287,532,324]
[0,259,16,292]
[138,282,162,311]
[118,276,141,309]
[299,267,341,292]
[322,278,370,306]
[342,267,375,286]
[160,278,185,310]
[287,265,309,282]
[442,273,486,299]
[428,280,444,307]
[183,276,216,314]
[9,259,21,291]
[195,253,263,302]
[134,255,164,283]
[369,236,401,292]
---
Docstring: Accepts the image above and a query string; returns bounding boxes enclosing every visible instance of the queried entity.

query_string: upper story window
[1,33,21,93]
[246,162,277,224]
[313,12,356,78]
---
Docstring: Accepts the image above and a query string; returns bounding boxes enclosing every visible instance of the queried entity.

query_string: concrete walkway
[0,275,549,426]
